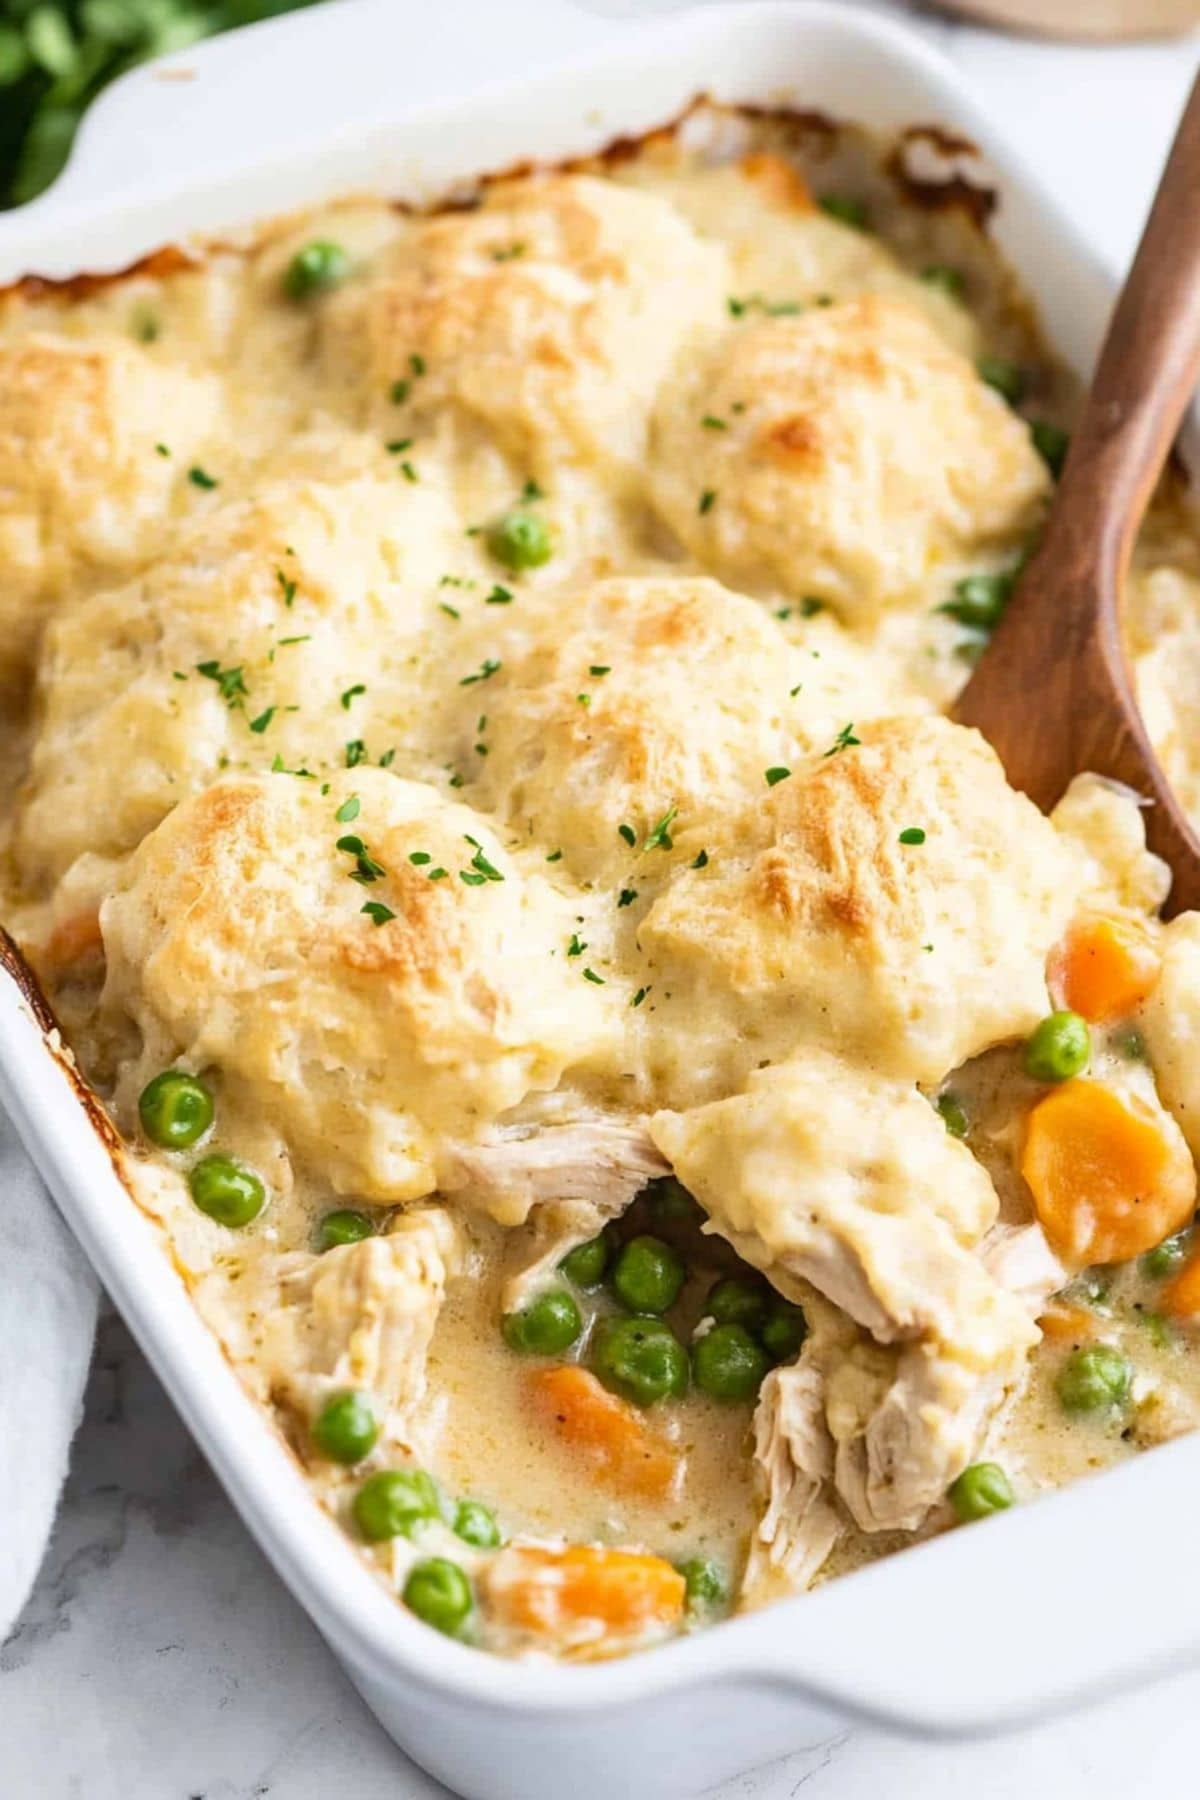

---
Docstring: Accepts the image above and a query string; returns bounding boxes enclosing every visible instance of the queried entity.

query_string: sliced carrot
[1162,1255,1200,1321]
[527,1365,682,1500]
[1047,914,1161,1024]
[1037,1301,1103,1343]
[483,1544,685,1646]
[42,910,103,972]
[1022,1079,1196,1266]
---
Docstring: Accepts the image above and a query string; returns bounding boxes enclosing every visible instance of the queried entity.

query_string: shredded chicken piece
[743,1356,843,1604]
[257,1208,461,1451]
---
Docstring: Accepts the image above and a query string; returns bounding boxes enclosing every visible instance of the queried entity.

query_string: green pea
[487,508,552,572]
[1024,1010,1090,1083]
[759,1300,808,1365]
[453,1499,501,1549]
[977,353,1025,406]
[138,1069,214,1150]
[611,1234,685,1316]
[935,1091,969,1139]
[692,1323,770,1402]
[591,1315,689,1407]
[403,1557,474,1637]
[705,1276,770,1332]
[818,193,868,230]
[284,239,350,300]
[1141,1233,1189,1280]
[920,264,965,301]
[679,1556,728,1613]
[1031,419,1070,479]
[644,1175,704,1230]
[502,1287,581,1356]
[948,1461,1015,1521]
[939,570,1014,631]
[312,1391,379,1465]
[318,1208,373,1251]
[353,1468,441,1542]
[1056,1344,1133,1414]
[560,1232,610,1290]
[188,1154,266,1228]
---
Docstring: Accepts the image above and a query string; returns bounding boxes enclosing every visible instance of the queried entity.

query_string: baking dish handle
[0,0,626,280]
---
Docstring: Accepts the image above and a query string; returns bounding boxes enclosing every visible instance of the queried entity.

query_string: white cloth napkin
[0,1101,99,1636]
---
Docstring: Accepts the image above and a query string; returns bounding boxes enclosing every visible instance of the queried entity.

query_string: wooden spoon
[954,71,1200,917]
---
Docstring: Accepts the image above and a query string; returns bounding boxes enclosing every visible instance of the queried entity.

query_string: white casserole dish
[3,3,1200,1794]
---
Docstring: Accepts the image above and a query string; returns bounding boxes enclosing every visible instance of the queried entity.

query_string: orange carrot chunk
[1036,1301,1103,1343]
[527,1365,682,1499]
[1022,1079,1196,1266]
[483,1544,686,1644]
[1163,1254,1200,1322]
[1048,914,1161,1024]
[42,909,103,972]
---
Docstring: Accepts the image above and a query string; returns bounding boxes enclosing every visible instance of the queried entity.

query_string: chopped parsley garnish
[631,987,649,1008]
[800,597,824,618]
[521,479,545,502]
[727,293,801,318]
[361,901,396,926]
[485,584,513,605]
[172,670,187,682]
[690,849,709,869]
[582,968,605,985]
[618,823,636,847]
[789,683,803,698]
[617,888,638,908]
[387,438,413,454]
[410,851,432,866]
[701,414,728,431]
[427,867,449,881]
[460,870,487,887]
[248,707,276,734]
[187,465,218,490]
[491,241,526,261]
[588,665,610,677]
[379,748,396,768]
[155,442,170,458]
[462,836,504,883]
[899,827,926,845]
[276,567,297,607]
[340,684,366,710]
[459,659,501,686]
[567,933,587,958]
[399,461,418,483]
[270,754,314,778]
[439,602,461,620]
[823,723,861,757]
[546,849,563,863]
[577,693,591,707]
[345,740,367,767]
[764,766,791,786]
[335,796,361,824]
[390,378,411,404]
[698,488,717,516]
[278,634,310,646]
[337,834,386,884]
[195,660,247,706]
[644,806,678,852]
[410,352,427,376]
[818,193,868,229]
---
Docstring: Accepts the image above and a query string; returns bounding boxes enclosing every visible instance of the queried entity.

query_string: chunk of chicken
[744,1357,843,1604]
[440,1117,668,1309]
[652,1052,1043,1534]
[256,1208,461,1451]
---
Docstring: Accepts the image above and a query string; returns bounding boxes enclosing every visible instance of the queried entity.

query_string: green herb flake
[690,849,709,869]
[345,740,367,768]
[276,568,297,608]
[335,796,361,824]
[800,597,824,618]
[187,465,218,490]
[341,684,366,710]
[439,602,461,620]
[361,900,396,927]
[546,849,563,863]
[155,442,171,458]
[390,379,410,405]
[823,723,861,757]
[387,437,413,454]
[567,933,587,958]
[582,968,605,985]
[409,851,432,866]
[521,479,545,502]
[698,488,717,515]
[701,414,727,431]
[462,836,504,883]
[764,766,791,787]
[899,827,926,845]
[491,241,526,262]
[248,707,276,734]
[410,352,427,376]
[588,665,611,677]
[427,867,449,881]
[379,748,397,769]
[195,660,247,707]
[631,986,649,1008]
[459,658,501,687]
[644,806,678,852]
[485,584,513,606]
[399,461,419,484]
[617,888,638,908]
[618,823,636,848]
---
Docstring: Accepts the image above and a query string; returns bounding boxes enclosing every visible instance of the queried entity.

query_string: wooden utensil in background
[934,0,1200,39]
[954,71,1200,914]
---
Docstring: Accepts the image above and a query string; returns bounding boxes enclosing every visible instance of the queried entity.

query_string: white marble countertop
[4,5,1200,1797]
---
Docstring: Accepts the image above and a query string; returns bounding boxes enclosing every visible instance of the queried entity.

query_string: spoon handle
[1052,69,1200,584]
[955,73,1200,915]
